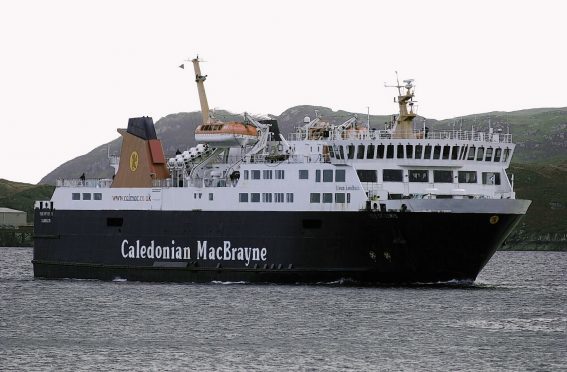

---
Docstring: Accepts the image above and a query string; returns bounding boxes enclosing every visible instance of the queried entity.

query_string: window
[329,146,335,158]
[397,144,404,159]
[476,147,485,161]
[347,145,355,159]
[451,146,460,160]
[239,193,249,202]
[424,145,432,159]
[383,169,403,182]
[310,193,321,203]
[263,170,272,179]
[406,145,413,159]
[494,148,502,162]
[338,146,345,160]
[442,145,450,160]
[482,172,501,185]
[276,170,285,179]
[335,169,346,182]
[503,148,510,162]
[72,193,80,200]
[467,146,476,160]
[460,146,468,160]
[323,169,333,182]
[299,170,308,179]
[252,170,261,180]
[322,193,333,203]
[347,193,351,203]
[357,145,365,159]
[377,144,385,159]
[315,170,321,182]
[434,170,453,183]
[458,171,477,183]
[357,169,377,183]
[366,144,375,159]
[415,144,423,159]
[386,144,394,159]
[251,193,260,202]
[433,145,441,160]
[485,147,493,162]
[94,193,102,200]
[82,193,91,200]
[243,170,249,180]
[409,170,428,182]
[275,193,285,203]
[335,193,346,203]
[286,193,294,203]
[209,193,214,201]
[262,193,272,202]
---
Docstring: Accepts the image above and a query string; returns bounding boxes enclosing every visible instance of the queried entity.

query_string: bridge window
[322,193,333,203]
[386,144,394,158]
[406,145,413,159]
[357,170,377,183]
[415,144,423,159]
[494,148,502,162]
[485,147,493,161]
[347,145,355,159]
[329,146,335,158]
[442,145,451,160]
[434,170,453,183]
[323,169,333,182]
[338,146,345,159]
[397,144,404,159]
[310,193,320,203]
[335,193,346,203]
[458,171,477,183]
[299,170,308,179]
[503,148,510,162]
[377,144,385,159]
[476,147,485,161]
[366,144,375,159]
[433,145,441,159]
[482,172,501,185]
[383,169,403,182]
[252,170,261,180]
[239,193,249,202]
[335,169,346,182]
[409,170,429,182]
[251,193,260,202]
[451,146,460,160]
[357,145,365,159]
[424,145,432,159]
[459,146,468,160]
[467,146,476,160]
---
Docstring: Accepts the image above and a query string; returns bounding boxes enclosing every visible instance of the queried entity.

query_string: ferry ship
[33,58,531,284]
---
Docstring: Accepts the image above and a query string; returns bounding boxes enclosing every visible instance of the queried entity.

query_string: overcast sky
[1,0,566,183]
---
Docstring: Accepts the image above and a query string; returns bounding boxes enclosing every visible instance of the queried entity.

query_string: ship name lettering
[197,240,267,267]
[121,239,190,260]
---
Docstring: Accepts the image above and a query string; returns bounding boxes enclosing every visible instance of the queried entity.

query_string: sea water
[0,248,565,371]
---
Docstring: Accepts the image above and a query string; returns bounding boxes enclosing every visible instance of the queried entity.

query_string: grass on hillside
[0,179,54,223]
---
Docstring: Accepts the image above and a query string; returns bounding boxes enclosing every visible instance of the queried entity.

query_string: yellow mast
[192,57,210,125]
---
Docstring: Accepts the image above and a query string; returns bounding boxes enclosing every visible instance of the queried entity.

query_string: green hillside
[0,179,54,223]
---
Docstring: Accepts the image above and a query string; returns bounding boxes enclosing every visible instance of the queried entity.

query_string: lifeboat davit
[194,122,259,147]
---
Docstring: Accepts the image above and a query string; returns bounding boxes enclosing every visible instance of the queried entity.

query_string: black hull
[33,209,525,284]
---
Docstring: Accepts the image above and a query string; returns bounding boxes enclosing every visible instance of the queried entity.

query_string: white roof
[0,207,25,213]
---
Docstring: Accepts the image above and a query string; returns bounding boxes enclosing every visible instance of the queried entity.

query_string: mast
[192,57,210,125]
[385,75,417,139]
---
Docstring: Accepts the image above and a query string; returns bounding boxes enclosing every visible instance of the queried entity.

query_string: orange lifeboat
[195,121,259,147]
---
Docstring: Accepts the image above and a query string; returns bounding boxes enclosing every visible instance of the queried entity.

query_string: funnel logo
[129,151,139,172]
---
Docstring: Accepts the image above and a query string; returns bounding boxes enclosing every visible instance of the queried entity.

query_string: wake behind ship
[33,59,530,284]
